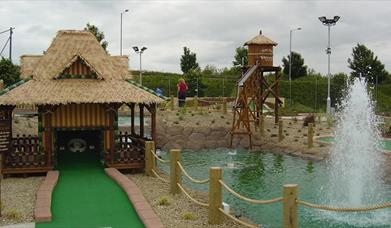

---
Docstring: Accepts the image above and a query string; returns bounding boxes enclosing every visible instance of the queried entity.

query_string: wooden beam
[139,104,144,138]
[129,103,135,135]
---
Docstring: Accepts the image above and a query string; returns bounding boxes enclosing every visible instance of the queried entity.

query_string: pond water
[118,116,150,127]
[157,149,391,228]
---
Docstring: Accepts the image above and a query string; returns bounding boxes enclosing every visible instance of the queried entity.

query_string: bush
[181,212,196,220]
[157,196,171,206]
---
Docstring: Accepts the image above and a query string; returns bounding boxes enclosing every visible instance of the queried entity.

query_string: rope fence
[151,168,169,183]
[177,161,209,184]
[297,200,391,212]
[218,208,259,228]
[143,143,391,228]
[150,148,170,164]
[177,183,209,207]
[219,180,283,204]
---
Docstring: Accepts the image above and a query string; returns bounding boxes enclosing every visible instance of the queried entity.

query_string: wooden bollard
[278,119,283,142]
[222,98,227,114]
[194,96,199,111]
[308,123,314,148]
[170,149,181,194]
[208,167,223,225]
[283,184,298,228]
[170,95,175,111]
[259,115,265,136]
[144,141,155,176]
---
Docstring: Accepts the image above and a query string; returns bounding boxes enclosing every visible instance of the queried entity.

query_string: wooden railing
[2,135,51,174]
[108,132,145,169]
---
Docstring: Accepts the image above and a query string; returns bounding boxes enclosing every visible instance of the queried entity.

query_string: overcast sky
[1,0,391,75]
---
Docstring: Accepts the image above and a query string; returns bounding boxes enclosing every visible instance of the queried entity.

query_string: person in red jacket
[177,78,188,107]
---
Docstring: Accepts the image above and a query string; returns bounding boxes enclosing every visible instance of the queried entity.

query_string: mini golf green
[36,150,144,228]
[317,136,391,151]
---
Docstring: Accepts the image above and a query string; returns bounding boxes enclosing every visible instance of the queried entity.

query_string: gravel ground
[129,173,254,228]
[0,176,44,226]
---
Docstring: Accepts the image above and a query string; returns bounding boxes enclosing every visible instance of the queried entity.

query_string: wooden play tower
[230,30,283,148]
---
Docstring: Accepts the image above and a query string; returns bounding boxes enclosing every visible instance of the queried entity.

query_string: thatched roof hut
[0,30,164,105]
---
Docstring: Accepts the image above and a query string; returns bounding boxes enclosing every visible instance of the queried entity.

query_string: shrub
[157,196,170,206]
[5,209,21,220]
[182,212,196,220]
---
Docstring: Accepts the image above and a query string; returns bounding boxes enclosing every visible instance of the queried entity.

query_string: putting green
[36,150,144,228]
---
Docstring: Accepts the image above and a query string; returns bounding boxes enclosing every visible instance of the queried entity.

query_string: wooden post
[274,71,280,124]
[278,119,283,142]
[283,184,298,228]
[208,167,223,225]
[259,115,265,136]
[223,98,227,114]
[170,149,181,194]
[194,96,198,111]
[144,141,155,176]
[308,123,314,148]
[139,104,144,138]
[150,104,157,141]
[170,95,175,111]
[130,103,135,136]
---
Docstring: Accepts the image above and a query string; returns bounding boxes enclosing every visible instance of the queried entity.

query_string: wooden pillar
[208,167,223,225]
[107,107,115,164]
[283,184,298,228]
[278,119,283,142]
[145,141,155,176]
[275,71,279,124]
[259,115,265,136]
[222,98,227,114]
[42,107,53,168]
[139,104,144,138]
[149,104,157,141]
[0,105,14,172]
[170,95,174,111]
[130,103,135,136]
[308,123,314,148]
[170,149,181,194]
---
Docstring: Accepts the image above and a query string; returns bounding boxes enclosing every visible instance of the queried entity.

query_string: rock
[188,132,206,142]
[167,125,184,135]
[182,127,193,137]
[209,130,227,139]
[205,140,217,148]
[193,127,211,135]
[186,140,205,150]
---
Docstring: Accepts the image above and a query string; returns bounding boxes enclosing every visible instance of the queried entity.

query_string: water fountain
[320,78,390,226]
[227,149,237,169]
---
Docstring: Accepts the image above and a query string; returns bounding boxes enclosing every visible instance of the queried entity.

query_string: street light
[133,46,148,85]
[289,27,302,108]
[120,9,129,55]
[319,16,340,115]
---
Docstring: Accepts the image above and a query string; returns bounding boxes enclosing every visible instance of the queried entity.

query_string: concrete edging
[34,170,59,222]
[105,168,164,228]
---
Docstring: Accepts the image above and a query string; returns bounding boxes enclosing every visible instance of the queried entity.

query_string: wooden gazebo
[0,30,165,174]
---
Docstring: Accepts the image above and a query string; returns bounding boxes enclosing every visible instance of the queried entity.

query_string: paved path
[36,151,144,228]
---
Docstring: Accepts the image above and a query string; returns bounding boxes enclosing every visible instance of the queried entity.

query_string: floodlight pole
[319,16,339,115]
[120,9,129,55]
[133,46,147,85]
[9,27,13,61]
[289,27,301,108]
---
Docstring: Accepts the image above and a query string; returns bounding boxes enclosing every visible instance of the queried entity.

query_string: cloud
[1,0,391,75]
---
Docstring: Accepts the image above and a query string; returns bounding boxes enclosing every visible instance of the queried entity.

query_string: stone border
[105,168,164,228]
[35,171,59,222]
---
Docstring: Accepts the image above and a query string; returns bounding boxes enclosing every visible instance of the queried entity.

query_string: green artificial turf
[36,150,144,228]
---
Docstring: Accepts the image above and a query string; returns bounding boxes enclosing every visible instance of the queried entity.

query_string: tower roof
[244,30,278,46]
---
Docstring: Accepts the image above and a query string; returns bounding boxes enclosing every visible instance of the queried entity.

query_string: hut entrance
[55,130,103,166]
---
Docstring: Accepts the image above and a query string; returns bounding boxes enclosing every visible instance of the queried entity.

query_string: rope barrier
[177,183,209,207]
[177,161,209,184]
[219,180,283,205]
[151,169,169,183]
[150,149,170,164]
[218,208,259,228]
[297,200,391,212]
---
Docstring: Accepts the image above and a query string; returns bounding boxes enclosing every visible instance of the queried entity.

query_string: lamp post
[132,46,148,85]
[120,9,129,55]
[319,16,340,115]
[289,27,301,108]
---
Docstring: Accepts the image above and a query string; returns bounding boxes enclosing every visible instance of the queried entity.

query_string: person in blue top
[155,87,163,96]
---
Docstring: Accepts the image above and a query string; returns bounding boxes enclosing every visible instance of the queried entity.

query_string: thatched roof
[0,79,164,105]
[244,31,278,46]
[0,30,162,105]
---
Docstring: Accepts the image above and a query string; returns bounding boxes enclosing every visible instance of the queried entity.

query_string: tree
[84,23,108,52]
[0,57,20,86]
[282,51,307,80]
[348,43,389,84]
[233,46,248,67]
[185,68,206,97]
[180,47,199,74]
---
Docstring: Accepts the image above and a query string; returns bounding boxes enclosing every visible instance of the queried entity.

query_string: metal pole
[289,30,292,108]
[120,13,123,55]
[168,75,171,96]
[139,52,142,85]
[376,74,378,102]
[326,25,331,115]
[9,27,13,62]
